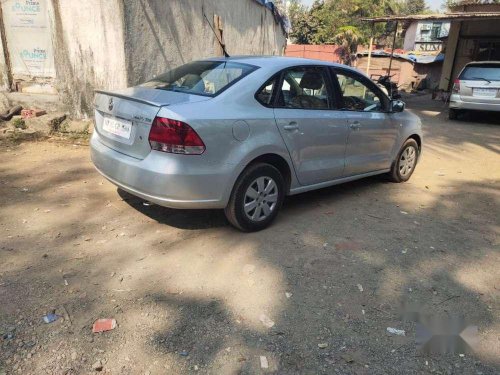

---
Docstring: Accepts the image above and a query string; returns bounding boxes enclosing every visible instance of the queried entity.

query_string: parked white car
[449,61,500,119]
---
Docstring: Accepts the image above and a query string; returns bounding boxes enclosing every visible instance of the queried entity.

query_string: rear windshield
[460,65,500,81]
[141,61,258,97]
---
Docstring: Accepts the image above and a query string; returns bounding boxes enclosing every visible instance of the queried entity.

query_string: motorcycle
[370,74,401,99]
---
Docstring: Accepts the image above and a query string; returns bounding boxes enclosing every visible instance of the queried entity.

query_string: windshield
[460,65,500,81]
[141,61,258,96]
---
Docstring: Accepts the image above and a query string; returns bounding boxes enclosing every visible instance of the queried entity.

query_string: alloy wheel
[399,145,417,177]
[243,176,278,222]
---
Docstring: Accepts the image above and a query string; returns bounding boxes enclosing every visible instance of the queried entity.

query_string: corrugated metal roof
[362,12,500,23]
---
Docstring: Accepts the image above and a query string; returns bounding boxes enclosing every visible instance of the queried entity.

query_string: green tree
[401,0,428,14]
[334,26,362,65]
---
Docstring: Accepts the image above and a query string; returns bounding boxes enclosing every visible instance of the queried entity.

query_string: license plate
[473,88,497,97]
[102,117,132,139]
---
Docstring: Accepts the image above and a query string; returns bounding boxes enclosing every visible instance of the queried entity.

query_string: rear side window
[142,61,258,97]
[276,67,331,109]
[256,76,278,107]
[460,65,500,81]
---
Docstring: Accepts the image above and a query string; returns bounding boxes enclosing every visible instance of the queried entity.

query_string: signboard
[2,0,56,78]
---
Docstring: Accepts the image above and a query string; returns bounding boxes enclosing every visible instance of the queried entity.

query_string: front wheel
[389,139,419,183]
[225,163,285,232]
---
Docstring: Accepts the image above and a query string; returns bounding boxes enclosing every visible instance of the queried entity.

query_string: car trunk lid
[94,87,210,159]
[459,80,500,103]
[458,64,500,103]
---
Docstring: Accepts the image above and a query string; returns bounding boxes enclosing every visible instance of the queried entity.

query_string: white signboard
[2,0,56,78]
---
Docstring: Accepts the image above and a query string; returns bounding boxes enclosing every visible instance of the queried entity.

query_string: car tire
[389,139,419,183]
[449,108,458,120]
[225,163,285,232]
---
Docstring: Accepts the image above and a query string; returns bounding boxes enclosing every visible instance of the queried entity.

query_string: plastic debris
[401,249,408,254]
[387,327,406,336]
[318,343,328,349]
[285,292,292,299]
[357,284,364,292]
[92,318,116,333]
[400,211,408,215]
[21,108,46,119]
[179,351,189,357]
[42,313,59,324]
[259,314,275,328]
[260,356,269,369]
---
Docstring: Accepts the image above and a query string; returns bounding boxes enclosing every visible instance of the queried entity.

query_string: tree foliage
[400,0,428,15]
[289,0,399,45]
[287,0,431,64]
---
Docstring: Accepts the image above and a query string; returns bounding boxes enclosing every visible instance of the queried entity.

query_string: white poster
[2,0,56,78]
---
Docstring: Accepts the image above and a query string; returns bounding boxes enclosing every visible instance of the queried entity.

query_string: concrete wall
[403,22,418,51]
[48,0,285,117]
[122,0,286,86]
[51,0,127,117]
[0,28,10,91]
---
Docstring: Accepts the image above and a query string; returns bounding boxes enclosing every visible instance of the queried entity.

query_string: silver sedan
[91,56,422,231]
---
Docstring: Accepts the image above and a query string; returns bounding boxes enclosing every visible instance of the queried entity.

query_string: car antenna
[203,11,230,58]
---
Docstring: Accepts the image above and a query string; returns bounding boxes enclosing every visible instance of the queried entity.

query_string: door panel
[333,69,398,176]
[272,66,349,186]
[274,109,349,185]
[343,112,396,175]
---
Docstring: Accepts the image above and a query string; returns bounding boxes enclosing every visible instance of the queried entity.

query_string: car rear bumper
[90,132,233,209]
[449,95,500,111]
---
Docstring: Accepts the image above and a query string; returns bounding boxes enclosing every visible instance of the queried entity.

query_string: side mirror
[391,100,405,113]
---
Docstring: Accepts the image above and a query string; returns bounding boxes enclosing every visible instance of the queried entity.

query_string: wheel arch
[244,153,293,194]
[407,134,422,151]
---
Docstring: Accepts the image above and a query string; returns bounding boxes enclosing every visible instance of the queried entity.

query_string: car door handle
[283,122,299,131]
[349,121,361,130]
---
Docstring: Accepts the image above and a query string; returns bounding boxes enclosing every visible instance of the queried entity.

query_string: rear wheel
[389,139,419,183]
[225,163,285,232]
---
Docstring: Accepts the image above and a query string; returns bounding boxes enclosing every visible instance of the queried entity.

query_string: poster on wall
[2,0,56,78]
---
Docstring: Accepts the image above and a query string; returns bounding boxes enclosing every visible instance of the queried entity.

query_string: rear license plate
[103,117,132,139]
[473,88,497,98]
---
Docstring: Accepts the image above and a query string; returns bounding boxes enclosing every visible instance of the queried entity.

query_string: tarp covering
[356,50,445,64]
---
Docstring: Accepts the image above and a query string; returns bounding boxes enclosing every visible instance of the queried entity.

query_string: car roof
[465,61,500,66]
[204,55,355,71]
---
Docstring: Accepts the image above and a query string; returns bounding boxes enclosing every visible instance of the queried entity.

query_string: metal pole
[387,21,398,97]
[388,21,398,77]
[366,22,374,77]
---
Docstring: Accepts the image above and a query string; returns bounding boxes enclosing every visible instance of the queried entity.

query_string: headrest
[300,72,323,90]
[182,74,203,89]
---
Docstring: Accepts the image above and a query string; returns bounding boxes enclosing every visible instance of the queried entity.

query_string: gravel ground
[0,96,499,374]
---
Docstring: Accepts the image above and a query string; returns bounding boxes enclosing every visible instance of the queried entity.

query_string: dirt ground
[0,96,499,374]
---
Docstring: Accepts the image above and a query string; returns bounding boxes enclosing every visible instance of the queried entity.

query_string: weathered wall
[48,0,285,116]
[0,28,10,91]
[285,44,342,62]
[123,0,286,85]
[403,22,418,51]
[51,0,128,117]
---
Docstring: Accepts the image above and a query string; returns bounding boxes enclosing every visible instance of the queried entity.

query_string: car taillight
[452,79,460,93]
[148,117,205,155]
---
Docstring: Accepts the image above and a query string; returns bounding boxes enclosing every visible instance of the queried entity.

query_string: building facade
[439,2,500,90]
[403,20,450,52]
[0,0,287,117]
